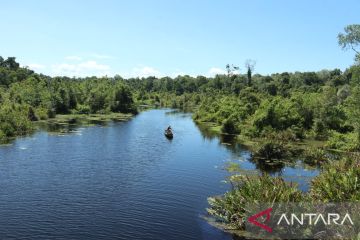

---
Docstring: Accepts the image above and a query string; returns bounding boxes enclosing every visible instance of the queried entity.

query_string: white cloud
[51,60,111,77]
[207,67,240,77]
[208,67,227,76]
[65,55,82,61]
[130,66,163,78]
[27,63,46,70]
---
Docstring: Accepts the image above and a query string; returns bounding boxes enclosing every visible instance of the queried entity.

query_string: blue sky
[1,0,359,77]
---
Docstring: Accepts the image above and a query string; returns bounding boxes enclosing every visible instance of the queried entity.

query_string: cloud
[130,66,163,78]
[207,67,240,77]
[27,63,46,70]
[51,60,111,77]
[208,67,227,76]
[65,55,82,61]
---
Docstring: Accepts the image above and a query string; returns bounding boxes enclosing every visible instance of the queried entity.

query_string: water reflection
[36,119,108,135]
[0,109,319,239]
[195,121,320,191]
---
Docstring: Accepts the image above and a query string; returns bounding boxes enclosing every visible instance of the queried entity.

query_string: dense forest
[0,56,137,141]
[1,24,360,235]
[3,54,360,153]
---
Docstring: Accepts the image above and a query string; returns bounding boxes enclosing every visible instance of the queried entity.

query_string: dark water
[0,109,318,240]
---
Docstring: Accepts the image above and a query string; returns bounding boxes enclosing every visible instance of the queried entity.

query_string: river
[0,109,319,239]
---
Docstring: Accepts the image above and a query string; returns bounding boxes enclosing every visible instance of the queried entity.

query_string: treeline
[0,57,136,141]
[193,67,360,152]
[3,55,360,152]
[125,65,360,152]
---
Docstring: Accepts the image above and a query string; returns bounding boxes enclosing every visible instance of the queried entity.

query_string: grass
[310,154,360,202]
[207,174,304,230]
[207,155,360,236]
[202,120,360,236]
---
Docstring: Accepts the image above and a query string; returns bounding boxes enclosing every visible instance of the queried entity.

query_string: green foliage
[250,96,308,138]
[338,24,360,63]
[2,55,360,155]
[207,175,304,229]
[208,154,360,231]
[35,107,50,120]
[0,57,138,140]
[326,131,359,151]
[0,102,33,141]
[75,104,91,114]
[27,106,38,121]
[254,141,289,160]
[303,147,329,166]
[310,155,360,201]
[344,85,360,145]
[313,118,327,140]
[110,83,137,113]
[221,115,240,134]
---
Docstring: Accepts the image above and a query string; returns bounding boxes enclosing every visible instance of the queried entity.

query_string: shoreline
[0,112,134,144]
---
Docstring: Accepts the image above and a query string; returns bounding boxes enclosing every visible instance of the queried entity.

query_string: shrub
[47,108,56,118]
[35,108,49,120]
[207,175,304,229]
[76,104,91,114]
[221,115,240,134]
[313,118,327,140]
[0,130,5,142]
[303,147,329,166]
[0,103,33,139]
[326,130,359,151]
[254,141,289,160]
[27,106,38,121]
[310,155,360,201]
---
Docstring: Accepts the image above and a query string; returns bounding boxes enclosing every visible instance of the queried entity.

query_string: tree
[2,57,20,70]
[225,64,239,77]
[245,59,256,86]
[110,84,136,113]
[338,24,360,63]
[346,86,360,146]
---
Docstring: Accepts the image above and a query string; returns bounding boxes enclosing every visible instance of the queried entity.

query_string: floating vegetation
[34,113,134,136]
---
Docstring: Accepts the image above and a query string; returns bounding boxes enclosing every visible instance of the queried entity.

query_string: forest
[1,24,360,234]
[4,56,359,152]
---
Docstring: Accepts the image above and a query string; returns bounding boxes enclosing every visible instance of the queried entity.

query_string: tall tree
[338,24,360,63]
[245,59,256,86]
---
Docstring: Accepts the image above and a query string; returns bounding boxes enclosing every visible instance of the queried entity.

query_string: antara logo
[248,208,273,233]
[277,213,354,226]
[248,207,354,234]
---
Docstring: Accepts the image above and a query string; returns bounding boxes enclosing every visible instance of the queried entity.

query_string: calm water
[0,109,318,240]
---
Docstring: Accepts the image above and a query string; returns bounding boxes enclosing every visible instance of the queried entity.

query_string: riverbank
[0,112,134,144]
[41,113,134,125]
[194,120,328,160]
[199,118,360,237]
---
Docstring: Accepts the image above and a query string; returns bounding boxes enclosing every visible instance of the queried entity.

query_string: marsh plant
[207,174,304,230]
[207,155,360,231]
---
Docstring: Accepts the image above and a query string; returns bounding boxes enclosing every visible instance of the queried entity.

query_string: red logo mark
[248,208,273,233]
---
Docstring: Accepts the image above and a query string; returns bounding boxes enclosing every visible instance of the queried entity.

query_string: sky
[0,0,359,78]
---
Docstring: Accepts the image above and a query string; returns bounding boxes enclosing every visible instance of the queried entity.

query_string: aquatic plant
[310,154,360,201]
[207,174,304,229]
[253,141,289,160]
[303,147,329,166]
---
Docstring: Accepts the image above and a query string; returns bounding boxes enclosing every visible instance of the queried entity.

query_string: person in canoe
[165,126,173,138]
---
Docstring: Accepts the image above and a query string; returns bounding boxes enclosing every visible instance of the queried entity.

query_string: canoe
[164,130,173,139]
